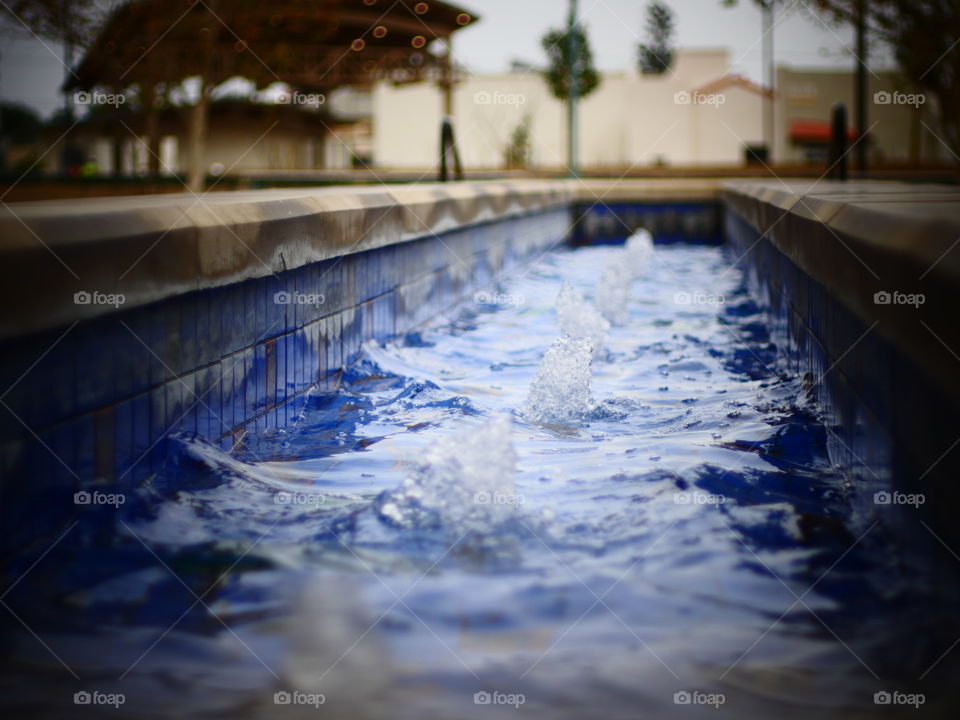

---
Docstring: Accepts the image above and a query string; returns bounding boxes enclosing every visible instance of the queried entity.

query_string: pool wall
[571,179,723,244]
[3,177,958,557]
[722,181,960,552]
[0,183,572,553]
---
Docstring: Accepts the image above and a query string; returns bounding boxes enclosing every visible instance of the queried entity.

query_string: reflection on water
[3,243,957,719]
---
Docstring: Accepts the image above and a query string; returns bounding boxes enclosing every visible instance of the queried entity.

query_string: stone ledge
[574,178,725,203]
[0,180,574,340]
[721,179,960,401]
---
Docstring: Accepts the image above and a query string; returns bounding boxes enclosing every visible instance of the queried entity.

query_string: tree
[0,102,42,144]
[638,1,676,75]
[541,25,601,101]
[504,115,532,170]
[811,0,960,161]
[0,0,118,82]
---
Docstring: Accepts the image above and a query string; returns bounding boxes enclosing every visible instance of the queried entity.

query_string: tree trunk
[113,132,124,176]
[909,103,921,164]
[143,83,161,176]
[186,81,209,193]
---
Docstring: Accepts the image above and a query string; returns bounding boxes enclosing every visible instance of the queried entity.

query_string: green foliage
[541,25,601,101]
[0,0,118,47]
[638,1,676,75]
[0,102,42,143]
[504,115,532,169]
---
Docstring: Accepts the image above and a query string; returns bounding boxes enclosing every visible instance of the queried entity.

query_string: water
[3,240,956,719]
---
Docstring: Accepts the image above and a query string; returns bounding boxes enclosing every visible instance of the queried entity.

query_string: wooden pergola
[67,0,476,188]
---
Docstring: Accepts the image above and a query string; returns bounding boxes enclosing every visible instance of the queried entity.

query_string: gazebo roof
[69,0,477,93]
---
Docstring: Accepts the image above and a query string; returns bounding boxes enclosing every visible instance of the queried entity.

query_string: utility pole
[762,1,774,162]
[855,0,868,175]
[567,0,579,178]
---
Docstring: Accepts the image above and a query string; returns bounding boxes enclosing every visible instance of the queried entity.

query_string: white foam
[595,261,633,326]
[625,228,655,276]
[556,282,610,357]
[375,416,519,533]
[522,335,595,425]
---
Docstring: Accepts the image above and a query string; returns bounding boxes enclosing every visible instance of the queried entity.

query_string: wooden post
[186,11,218,193]
[186,80,209,192]
[441,35,454,117]
[143,82,161,176]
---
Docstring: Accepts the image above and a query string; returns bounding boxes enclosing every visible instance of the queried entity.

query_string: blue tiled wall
[724,209,960,565]
[574,201,723,245]
[0,207,570,553]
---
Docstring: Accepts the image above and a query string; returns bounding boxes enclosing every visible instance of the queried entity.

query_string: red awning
[790,120,861,144]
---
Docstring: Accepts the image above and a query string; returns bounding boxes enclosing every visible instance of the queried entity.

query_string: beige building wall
[373,50,766,171]
[184,128,317,174]
[775,67,949,164]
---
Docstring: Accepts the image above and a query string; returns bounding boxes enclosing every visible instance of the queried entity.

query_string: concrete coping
[0,178,730,340]
[721,180,960,278]
[721,178,960,400]
[0,181,574,340]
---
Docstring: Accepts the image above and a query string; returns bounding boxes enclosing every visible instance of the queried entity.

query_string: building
[372,49,769,170]
[775,66,949,164]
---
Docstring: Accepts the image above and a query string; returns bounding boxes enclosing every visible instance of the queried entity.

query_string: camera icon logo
[675,492,691,504]
[74,691,92,705]
[674,691,691,704]
[275,492,292,505]
[474,91,492,105]
[674,91,691,105]
[74,490,92,505]
[473,492,491,505]
[274,291,292,305]
[874,291,891,305]
[673,292,692,305]
[274,691,291,705]
[873,91,892,105]
[474,691,491,705]
[73,91,91,105]
[74,291,92,305]
[874,691,892,705]
[874,491,891,505]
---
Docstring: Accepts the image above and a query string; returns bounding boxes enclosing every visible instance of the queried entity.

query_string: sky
[0,0,890,119]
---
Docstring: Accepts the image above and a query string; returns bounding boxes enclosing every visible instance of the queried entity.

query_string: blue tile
[113,399,134,481]
[130,391,151,470]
